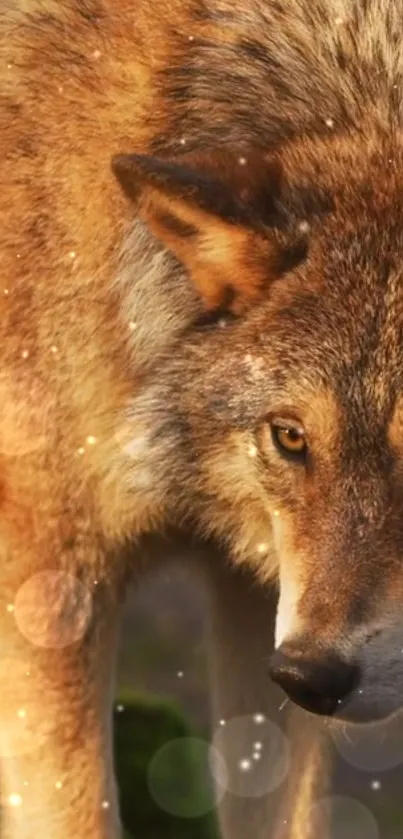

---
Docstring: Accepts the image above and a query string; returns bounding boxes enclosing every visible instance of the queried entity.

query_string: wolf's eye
[270,420,307,461]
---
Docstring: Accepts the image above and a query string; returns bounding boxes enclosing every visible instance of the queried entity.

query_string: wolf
[124,0,403,723]
[1,0,402,838]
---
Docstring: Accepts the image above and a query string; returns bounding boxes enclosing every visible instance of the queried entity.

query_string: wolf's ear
[112,151,307,313]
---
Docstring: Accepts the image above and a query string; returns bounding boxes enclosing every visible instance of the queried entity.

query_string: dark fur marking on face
[276,237,309,276]
[192,301,239,330]
[284,185,336,220]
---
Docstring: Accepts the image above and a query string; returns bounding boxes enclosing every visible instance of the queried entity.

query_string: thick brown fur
[2,1,403,838]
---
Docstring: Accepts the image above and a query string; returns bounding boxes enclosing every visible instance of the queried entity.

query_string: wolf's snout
[269,645,360,716]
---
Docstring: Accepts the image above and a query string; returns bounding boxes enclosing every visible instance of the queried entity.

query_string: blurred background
[114,563,403,839]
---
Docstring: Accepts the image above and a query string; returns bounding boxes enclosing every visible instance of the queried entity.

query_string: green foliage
[114,691,219,839]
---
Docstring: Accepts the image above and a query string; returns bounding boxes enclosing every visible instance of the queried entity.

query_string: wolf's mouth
[287,685,343,717]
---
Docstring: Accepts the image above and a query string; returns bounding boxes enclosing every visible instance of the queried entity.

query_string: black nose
[269,645,360,716]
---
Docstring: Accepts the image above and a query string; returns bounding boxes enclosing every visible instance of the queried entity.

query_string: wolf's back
[153,0,402,154]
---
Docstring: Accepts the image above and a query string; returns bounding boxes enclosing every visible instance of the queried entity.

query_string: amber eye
[270,420,307,461]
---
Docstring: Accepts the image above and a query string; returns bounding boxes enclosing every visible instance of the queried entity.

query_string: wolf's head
[114,133,403,723]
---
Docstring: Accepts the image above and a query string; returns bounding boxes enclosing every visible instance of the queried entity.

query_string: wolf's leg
[0,535,127,839]
[203,557,331,839]
[271,708,331,839]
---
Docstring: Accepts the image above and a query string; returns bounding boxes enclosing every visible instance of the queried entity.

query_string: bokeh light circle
[14,571,93,648]
[148,737,226,818]
[309,795,379,839]
[331,714,403,772]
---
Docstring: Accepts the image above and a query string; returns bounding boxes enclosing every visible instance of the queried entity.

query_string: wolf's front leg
[203,557,332,839]
[0,544,125,839]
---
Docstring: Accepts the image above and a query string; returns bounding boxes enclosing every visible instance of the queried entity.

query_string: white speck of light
[93,50,101,59]
[8,794,22,808]
[298,220,310,233]
[101,800,110,810]
[325,118,334,128]
[68,251,76,260]
[77,447,85,456]
[86,435,97,446]
[7,64,12,69]
[371,780,381,791]
[51,345,58,354]
[55,781,63,790]
[273,510,281,517]
[188,35,194,41]
[238,156,247,165]
[4,289,9,296]
[219,719,226,727]
[7,604,14,613]
[21,350,29,359]
[180,137,186,146]
[218,319,227,328]
[248,443,258,458]
[253,713,266,725]
[177,671,184,679]
[253,752,262,761]
[238,758,252,772]
[253,742,263,751]
[17,709,26,719]
[335,16,344,25]
[116,705,124,713]
[257,543,268,555]
[129,321,137,331]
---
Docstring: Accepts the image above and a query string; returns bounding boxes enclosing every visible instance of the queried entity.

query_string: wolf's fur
[2,1,403,838]
[129,1,403,725]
